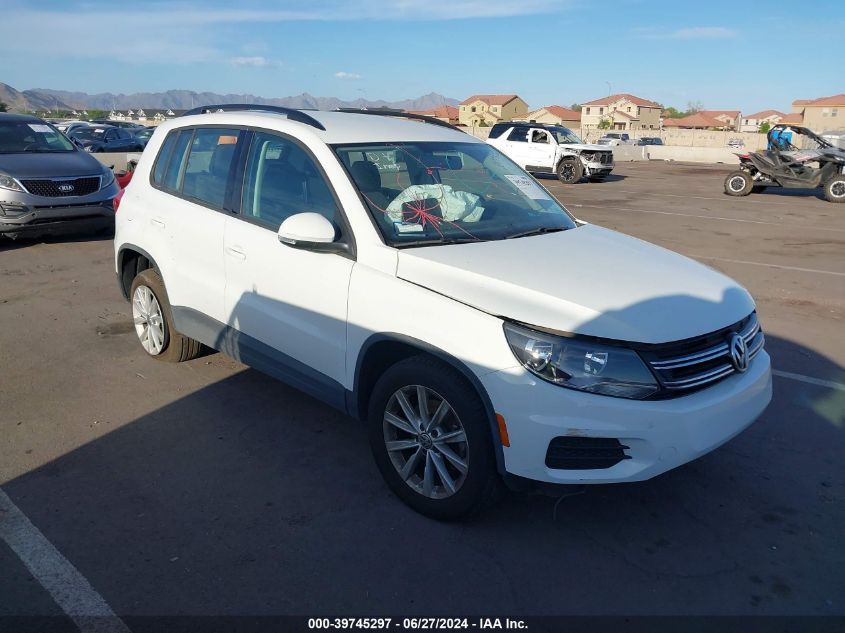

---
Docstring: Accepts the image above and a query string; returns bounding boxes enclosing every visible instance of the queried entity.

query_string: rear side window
[181,128,242,209]
[152,132,177,185]
[488,124,508,139]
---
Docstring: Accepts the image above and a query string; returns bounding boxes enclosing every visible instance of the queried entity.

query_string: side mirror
[278,212,348,254]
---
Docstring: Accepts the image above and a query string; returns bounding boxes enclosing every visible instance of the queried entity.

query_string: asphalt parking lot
[1,161,843,622]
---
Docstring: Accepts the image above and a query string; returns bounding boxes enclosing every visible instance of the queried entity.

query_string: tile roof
[779,113,804,125]
[460,94,520,106]
[701,110,740,119]
[744,110,786,119]
[581,93,661,108]
[792,93,845,107]
[410,105,459,119]
[662,112,726,128]
[530,105,581,120]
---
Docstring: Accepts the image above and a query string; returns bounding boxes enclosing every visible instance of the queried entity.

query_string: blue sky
[3,0,843,113]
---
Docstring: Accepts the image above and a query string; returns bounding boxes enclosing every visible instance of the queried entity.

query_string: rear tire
[557,157,583,184]
[824,175,845,203]
[129,269,202,362]
[724,171,753,196]
[367,355,501,520]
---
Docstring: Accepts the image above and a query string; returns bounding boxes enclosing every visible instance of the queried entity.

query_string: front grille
[20,176,101,197]
[545,437,631,470]
[642,313,764,394]
[599,152,612,164]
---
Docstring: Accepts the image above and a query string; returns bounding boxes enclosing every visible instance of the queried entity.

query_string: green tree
[597,117,611,130]
[662,106,684,118]
[0,101,8,112]
[570,103,582,112]
[478,120,488,127]
[759,121,771,134]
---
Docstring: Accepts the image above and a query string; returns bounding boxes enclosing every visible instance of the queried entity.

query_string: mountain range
[0,82,459,113]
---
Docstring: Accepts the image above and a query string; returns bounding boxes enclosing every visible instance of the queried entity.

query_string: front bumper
[481,350,772,484]
[583,160,614,176]
[0,201,115,236]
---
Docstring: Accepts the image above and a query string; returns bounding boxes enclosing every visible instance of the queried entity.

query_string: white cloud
[335,71,363,80]
[635,25,737,40]
[231,56,275,68]
[669,26,736,39]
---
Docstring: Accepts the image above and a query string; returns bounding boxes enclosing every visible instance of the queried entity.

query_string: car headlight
[503,322,659,399]
[0,173,25,192]
[101,167,115,189]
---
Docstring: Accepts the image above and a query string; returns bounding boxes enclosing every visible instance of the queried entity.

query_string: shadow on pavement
[2,328,843,616]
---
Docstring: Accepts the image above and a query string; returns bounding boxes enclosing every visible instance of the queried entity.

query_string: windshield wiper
[396,236,488,248]
[505,227,566,239]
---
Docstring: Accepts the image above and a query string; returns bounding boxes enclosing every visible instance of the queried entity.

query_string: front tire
[824,175,845,203]
[129,269,202,362]
[724,171,753,196]
[368,356,500,520]
[557,157,583,184]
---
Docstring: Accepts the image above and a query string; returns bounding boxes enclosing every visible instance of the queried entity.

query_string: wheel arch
[117,243,160,300]
[350,333,506,475]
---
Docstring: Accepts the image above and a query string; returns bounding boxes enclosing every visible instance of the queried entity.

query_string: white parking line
[773,370,845,392]
[0,488,131,633]
[693,255,845,277]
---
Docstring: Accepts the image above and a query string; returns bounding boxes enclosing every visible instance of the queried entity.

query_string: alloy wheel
[383,385,469,499]
[132,285,165,355]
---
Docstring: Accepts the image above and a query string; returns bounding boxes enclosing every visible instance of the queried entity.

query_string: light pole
[606,81,612,96]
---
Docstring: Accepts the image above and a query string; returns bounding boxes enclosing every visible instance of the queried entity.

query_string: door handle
[150,218,166,228]
[226,246,246,261]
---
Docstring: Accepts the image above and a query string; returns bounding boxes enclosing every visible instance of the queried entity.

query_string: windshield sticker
[394,221,425,234]
[94,128,105,134]
[504,174,549,200]
[28,124,53,133]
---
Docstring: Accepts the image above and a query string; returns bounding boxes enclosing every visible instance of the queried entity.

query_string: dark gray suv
[0,113,120,239]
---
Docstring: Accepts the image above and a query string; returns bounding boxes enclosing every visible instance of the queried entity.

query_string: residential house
[458,95,528,127]
[791,94,845,131]
[518,105,581,128]
[740,110,786,133]
[409,105,459,125]
[699,110,741,131]
[663,112,725,129]
[580,94,662,131]
[663,110,739,130]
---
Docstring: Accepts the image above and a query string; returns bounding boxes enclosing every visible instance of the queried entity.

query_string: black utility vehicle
[724,124,845,202]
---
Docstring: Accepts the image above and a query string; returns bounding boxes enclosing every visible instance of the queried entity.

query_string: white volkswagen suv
[114,106,772,519]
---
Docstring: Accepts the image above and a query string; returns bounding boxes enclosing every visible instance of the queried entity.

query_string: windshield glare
[70,128,108,142]
[335,141,577,246]
[552,128,583,144]
[0,121,76,153]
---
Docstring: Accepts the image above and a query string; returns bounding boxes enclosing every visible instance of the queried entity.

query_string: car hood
[396,224,755,344]
[0,151,104,178]
[560,143,610,152]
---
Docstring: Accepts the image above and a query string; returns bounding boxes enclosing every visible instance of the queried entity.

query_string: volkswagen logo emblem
[728,332,749,373]
[58,184,74,193]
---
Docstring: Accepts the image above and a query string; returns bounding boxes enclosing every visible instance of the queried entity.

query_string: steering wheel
[22,143,40,151]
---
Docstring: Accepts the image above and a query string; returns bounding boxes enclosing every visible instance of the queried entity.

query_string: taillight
[113,188,125,212]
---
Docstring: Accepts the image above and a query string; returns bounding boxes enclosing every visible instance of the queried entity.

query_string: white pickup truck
[487,122,614,184]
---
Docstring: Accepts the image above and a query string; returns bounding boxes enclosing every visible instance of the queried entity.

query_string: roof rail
[180,104,326,131]
[335,108,464,132]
